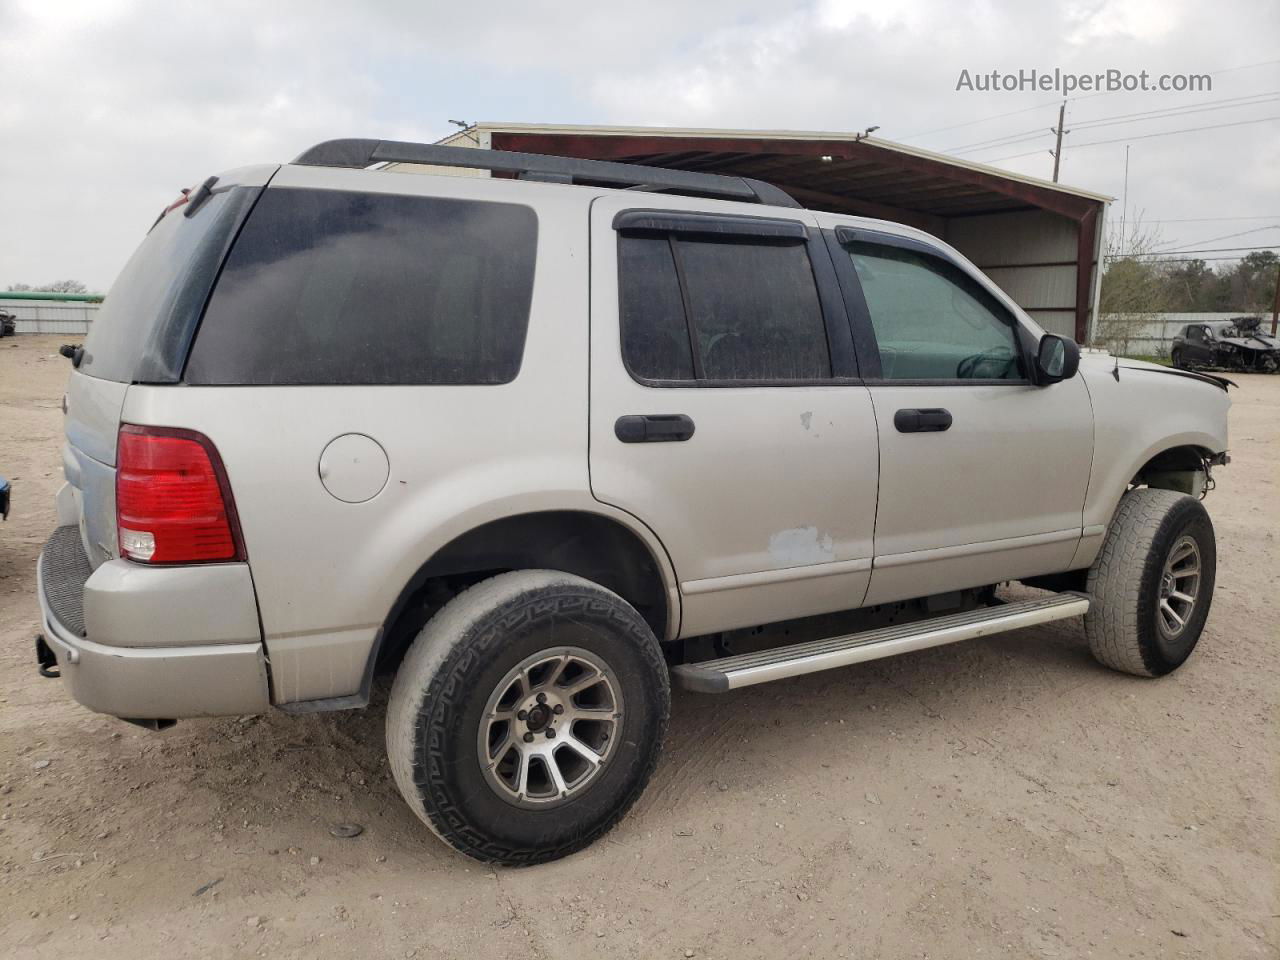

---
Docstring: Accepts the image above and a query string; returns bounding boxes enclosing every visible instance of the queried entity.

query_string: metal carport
[412,124,1112,343]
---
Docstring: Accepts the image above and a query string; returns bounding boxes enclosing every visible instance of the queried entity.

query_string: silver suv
[37,139,1231,864]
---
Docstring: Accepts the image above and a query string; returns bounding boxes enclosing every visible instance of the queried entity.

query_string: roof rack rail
[292,139,801,209]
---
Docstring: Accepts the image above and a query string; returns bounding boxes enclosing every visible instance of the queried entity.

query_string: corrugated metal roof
[439,122,1113,205]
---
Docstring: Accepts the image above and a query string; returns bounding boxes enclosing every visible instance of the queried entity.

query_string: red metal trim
[775,185,946,236]
[1074,207,1099,342]
[492,132,1099,220]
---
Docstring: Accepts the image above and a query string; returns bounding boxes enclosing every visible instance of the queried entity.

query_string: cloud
[0,0,1276,289]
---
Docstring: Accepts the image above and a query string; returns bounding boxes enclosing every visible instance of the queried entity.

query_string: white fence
[1095,312,1273,357]
[1,297,101,334]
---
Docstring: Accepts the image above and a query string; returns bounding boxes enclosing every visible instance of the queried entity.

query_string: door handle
[894,408,952,433]
[615,414,696,443]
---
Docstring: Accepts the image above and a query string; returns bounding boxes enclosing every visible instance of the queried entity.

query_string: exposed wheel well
[1132,444,1214,496]
[374,511,671,676]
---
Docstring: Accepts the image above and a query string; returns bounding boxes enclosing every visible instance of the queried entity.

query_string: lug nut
[545,729,556,739]
[536,693,547,704]
[517,710,528,721]
[523,732,535,743]
[553,704,564,715]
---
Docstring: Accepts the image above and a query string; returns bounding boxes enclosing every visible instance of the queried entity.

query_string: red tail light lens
[116,424,244,564]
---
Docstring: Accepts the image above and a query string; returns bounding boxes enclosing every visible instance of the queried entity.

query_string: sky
[1,0,1277,292]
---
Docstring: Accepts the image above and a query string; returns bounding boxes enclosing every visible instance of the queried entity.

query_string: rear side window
[618,231,830,383]
[185,188,537,385]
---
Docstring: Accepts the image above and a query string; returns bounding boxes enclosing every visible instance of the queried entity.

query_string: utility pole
[1271,261,1279,335]
[1120,145,1130,256]
[1050,101,1069,182]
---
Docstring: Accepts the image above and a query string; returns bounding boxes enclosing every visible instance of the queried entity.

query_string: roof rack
[292,139,801,209]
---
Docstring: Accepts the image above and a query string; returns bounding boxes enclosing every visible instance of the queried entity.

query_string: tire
[386,570,670,865]
[1170,348,1184,369]
[1084,488,1216,677]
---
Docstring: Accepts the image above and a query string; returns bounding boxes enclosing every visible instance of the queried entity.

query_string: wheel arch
[373,509,678,678]
[1131,442,1216,495]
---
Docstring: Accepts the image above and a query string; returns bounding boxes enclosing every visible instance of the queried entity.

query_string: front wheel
[386,570,670,865]
[1085,488,1216,676]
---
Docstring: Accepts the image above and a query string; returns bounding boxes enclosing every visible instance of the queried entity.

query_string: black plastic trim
[894,407,953,432]
[614,414,696,443]
[293,139,802,207]
[614,210,806,241]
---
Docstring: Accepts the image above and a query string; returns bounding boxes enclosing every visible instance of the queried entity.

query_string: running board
[672,592,1090,693]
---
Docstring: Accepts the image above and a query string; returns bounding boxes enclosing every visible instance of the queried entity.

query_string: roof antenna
[854,125,880,142]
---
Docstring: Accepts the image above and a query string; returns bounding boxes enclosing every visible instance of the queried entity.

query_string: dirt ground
[1,334,1276,959]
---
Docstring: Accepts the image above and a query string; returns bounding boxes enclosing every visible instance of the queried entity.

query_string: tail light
[116,424,245,564]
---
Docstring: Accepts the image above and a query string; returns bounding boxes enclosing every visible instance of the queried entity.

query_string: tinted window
[847,241,1021,381]
[618,232,830,383]
[82,187,258,383]
[186,188,537,385]
[681,240,829,380]
[619,236,694,380]
[1187,326,1205,343]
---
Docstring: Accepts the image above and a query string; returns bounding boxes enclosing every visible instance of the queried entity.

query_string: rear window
[184,188,538,385]
[82,187,258,383]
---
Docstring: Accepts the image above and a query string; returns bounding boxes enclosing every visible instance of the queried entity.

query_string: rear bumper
[36,525,271,719]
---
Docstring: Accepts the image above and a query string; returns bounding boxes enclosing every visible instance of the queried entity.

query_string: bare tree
[1095,216,1170,357]
[45,279,88,294]
[5,280,88,294]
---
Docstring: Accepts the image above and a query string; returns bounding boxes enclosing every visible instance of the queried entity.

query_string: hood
[1220,334,1279,350]
[1080,353,1235,392]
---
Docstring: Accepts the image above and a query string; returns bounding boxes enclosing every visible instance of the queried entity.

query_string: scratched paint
[799,411,813,430]
[768,526,834,566]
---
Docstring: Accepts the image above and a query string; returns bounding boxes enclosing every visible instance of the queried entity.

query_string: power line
[1117,245,1280,257]
[1152,225,1280,252]
[1140,215,1280,223]
[945,125,1049,154]
[952,91,1280,158]
[898,58,1280,143]
[985,115,1280,162]
[1106,254,1276,263]
[1070,92,1280,131]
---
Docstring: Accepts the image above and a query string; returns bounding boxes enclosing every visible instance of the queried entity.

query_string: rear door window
[185,188,538,385]
[618,230,830,383]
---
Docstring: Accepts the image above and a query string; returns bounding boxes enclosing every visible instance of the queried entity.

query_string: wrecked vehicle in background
[1172,316,1279,373]
[0,309,15,338]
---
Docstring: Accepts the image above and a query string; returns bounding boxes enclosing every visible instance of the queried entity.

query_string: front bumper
[37,525,271,720]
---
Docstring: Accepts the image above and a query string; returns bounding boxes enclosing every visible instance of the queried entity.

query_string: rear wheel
[1170,348,1185,369]
[1085,488,1216,676]
[386,570,670,865]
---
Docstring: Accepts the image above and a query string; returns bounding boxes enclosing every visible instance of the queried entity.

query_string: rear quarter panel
[121,170,673,704]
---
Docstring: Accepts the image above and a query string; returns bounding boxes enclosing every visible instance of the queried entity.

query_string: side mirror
[1034,334,1079,385]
